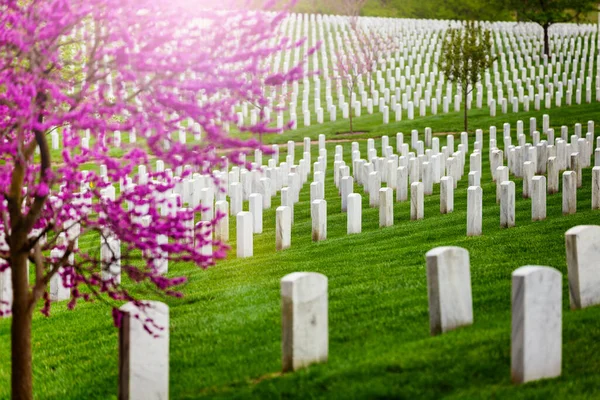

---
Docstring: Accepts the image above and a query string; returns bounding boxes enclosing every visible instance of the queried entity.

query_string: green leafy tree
[440,20,494,132]
[435,0,512,21]
[505,0,597,57]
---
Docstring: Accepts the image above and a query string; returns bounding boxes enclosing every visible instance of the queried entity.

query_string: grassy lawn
[2,101,600,399]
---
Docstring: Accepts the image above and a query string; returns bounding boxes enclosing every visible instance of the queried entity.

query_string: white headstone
[281,272,328,372]
[522,161,534,199]
[281,187,294,224]
[369,171,381,207]
[236,212,253,258]
[347,194,362,234]
[440,176,453,214]
[410,182,424,220]
[571,153,582,188]
[118,301,169,400]
[593,167,600,209]
[249,193,263,234]
[396,166,408,202]
[341,176,354,212]
[467,186,482,236]
[276,206,292,251]
[531,176,547,221]
[260,178,272,209]
[0,264,11,317]
[311,200,327,242]
[468,171,480,188]
[500,181,515,228]
[229,182,242,216]
[547,157,559,194]
[511,266,562,384]
[562,171,577,214]
[214,201,229,242]
[101,236,121,285]
[423,162,433,195]
[565,225,600,309]
[426,246,473,335]
[379,188,393,227]
[49,262,70,302]
[496,166,509,203]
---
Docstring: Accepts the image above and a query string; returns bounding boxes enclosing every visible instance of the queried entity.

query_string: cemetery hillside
[2,0,600,399]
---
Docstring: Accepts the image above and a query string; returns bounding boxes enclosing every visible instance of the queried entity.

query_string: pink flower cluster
[0,0,305,322]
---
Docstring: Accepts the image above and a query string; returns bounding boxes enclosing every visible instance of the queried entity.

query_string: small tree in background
[334,5,396,134]
[341,0,368,16]
[440,20,494,132]
[504,0,597,57]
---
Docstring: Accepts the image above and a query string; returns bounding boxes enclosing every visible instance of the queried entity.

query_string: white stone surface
[496,166,509,203]
[491,150,503,181]
[440,176,453,214]
[467,186,482,236]
[511,266,562,384]
[562,171,577,215]
[396,166,408,202]
[281,272,328,372]
[410,182,424,220]
[500,181,515,228]
[276,206,292,251]
[214,200,229,242]
[470,152,481,174]
[347,194,362,234]
[119,301,169,400]
[369,171,381,207]
[341,176,354,212]
[423,161,433,195]
[409,157,419,184]
[49,263,70,302]
[200,187,214,221]
[547,157,559,194]
[229,182,242,216]
[426,246,473,335]
[565,225,600,309]
[101,236,121,285]
[379,188,394,227]
[311,200,327,242]
[532,176,547,221]
[0,266,11,317]
[236,212,253,258]
[468,171,480,187]
[249,193,263,234]
[260,177,272,209]
[522,161,534,199]
[281,187,294,224]
[310,181,324,203]
[593,167,600,209]
[571,153,582,188]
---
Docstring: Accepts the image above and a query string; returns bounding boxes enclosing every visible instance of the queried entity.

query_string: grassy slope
[2,102,600,399]
[293,0,596,22]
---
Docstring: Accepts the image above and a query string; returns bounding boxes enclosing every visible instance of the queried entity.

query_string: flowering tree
[334,14,395,133]
[340,0,367,16]
[0,0,305,398]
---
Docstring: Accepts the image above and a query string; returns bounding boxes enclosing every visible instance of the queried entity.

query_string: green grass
[3,101,600,399]
[266,100,600,143]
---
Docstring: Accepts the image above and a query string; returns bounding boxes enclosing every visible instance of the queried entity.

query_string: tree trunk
[463,84,469,133]
[349,110,353,134]
[543,24,550,58]
[8,96,50,400]
[348,83,354,134]
[11,251,33,400]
